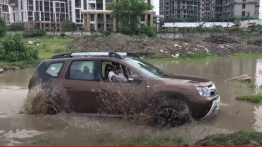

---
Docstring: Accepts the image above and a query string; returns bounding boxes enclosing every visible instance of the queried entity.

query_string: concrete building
[213,0,260,20]
[0,0,155,32]
[0,0,10,24]
[159,0,215,21]
[4,0,85,31]
[82,0,155,32]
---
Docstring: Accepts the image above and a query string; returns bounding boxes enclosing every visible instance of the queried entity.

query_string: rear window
[46,62,64,77]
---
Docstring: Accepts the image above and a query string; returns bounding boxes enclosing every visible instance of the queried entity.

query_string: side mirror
[128,76,143,84]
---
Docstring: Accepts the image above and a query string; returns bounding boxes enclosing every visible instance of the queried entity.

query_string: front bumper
[201,96,221,120]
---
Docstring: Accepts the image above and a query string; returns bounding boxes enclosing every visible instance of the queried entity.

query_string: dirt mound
[203,35,240,44]
[247,40,262,46]
[68,34,262,59]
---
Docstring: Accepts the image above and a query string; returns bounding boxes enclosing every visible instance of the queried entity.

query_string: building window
[141,15,145,21]
[91,14,94,21]
[242,11,245,16]
[242,4,245,9]
[84,0,87,10]
[147,0,151,5]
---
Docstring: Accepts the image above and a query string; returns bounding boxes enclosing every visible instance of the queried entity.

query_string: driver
[108,63,127,83]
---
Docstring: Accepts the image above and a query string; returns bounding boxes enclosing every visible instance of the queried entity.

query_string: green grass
[0,37,74,68]
[195,131,262,146]
[236,94,262,103]
[234,53,262,58]
[117,136,187,146]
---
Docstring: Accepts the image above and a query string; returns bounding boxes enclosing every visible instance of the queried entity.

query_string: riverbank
[1,34,262,70]
[34,131,261,146]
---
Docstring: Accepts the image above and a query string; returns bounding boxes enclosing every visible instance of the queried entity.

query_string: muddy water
[0,57,261,145]
[157,57,262,132]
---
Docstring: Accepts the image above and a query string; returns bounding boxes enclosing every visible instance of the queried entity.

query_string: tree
[107,0,153,34]
[247,12,251,24]
[0,16,7,37]
[61,19,77,32]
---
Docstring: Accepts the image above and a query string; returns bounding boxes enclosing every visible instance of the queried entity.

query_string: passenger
[82,66,92,80]
[108,66,127,83]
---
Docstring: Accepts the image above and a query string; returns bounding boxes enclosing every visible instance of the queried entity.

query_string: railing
[88,7,96,10]
[106,19,113,23]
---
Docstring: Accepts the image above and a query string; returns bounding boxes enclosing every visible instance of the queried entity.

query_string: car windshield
[124,58,167,78]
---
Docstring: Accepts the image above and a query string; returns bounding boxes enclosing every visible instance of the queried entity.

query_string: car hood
[156,74,212,86]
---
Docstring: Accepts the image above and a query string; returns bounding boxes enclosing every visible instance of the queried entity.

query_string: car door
[97,59,148,115]
[60,59,101,113]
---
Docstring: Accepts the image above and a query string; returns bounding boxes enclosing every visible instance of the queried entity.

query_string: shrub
[138,25,156,37]
[251,32,261,36]
[8,23,25,31]
[104,27,112,37]
[23,29,46,37]
[0,16,7,37]
[0,34,39,62]
[60,33,66,37]
[53,45,73,53]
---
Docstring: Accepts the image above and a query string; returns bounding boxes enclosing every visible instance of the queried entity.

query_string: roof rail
[51,52,140,59]
[71,52,122,59]
[51,53,72,59]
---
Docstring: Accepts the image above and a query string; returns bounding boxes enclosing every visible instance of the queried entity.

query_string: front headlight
[196,86,210,97]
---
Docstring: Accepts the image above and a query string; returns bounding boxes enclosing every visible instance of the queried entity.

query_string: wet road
[0,57,262,145]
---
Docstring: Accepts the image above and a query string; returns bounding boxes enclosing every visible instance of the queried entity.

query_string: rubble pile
[247,39,262,46]
[203,35,240,44]
[25,40,43,45]
[68,34,262,59]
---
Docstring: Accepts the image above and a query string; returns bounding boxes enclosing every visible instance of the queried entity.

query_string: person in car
[108,65,127,83]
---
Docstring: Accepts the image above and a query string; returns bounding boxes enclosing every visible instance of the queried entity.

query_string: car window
[70,60,95,80]
[46,62,64,77]
[124,58,167,78]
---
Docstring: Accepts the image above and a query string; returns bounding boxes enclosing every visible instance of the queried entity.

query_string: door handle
[64,86,71,89]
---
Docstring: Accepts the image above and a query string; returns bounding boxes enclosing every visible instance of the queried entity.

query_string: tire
[154,100,191,128]
[46,103,60,115]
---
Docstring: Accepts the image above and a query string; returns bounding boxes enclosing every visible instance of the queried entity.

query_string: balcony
[106,19,113,23]
[97,18,104,23]
[88,7,96,10]
[8,0,18,7]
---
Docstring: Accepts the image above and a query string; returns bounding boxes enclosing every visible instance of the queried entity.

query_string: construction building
[159,0,260,21]
[3,0,85,31]
[82,0,155,32]
[214,0,260,19]
[159,0,209,21]
[0,0,155,32]
[0,0,10,24]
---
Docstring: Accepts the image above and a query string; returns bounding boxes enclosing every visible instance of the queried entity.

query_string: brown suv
[28,52,220,127]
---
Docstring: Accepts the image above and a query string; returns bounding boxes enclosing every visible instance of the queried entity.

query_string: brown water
[0,57,262,145]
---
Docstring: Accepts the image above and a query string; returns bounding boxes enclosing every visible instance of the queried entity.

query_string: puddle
[0,57,262,145]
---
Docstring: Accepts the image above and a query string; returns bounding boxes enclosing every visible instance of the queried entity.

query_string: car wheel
[154,100,191,128]
[46,103,59,115]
